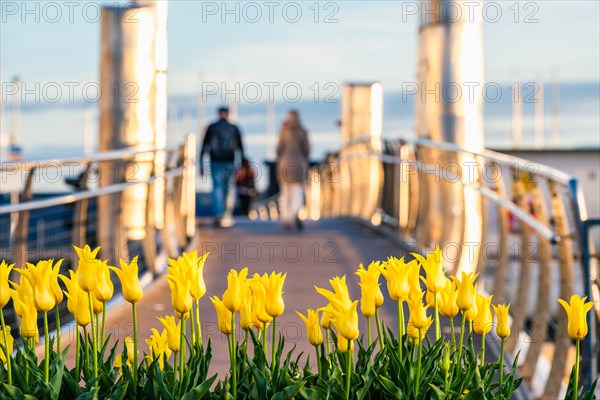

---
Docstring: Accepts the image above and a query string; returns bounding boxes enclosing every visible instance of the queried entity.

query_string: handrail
[0,167,184,214]
[339,151,560,243]
[0,146,168,172]
[344,135,574,184]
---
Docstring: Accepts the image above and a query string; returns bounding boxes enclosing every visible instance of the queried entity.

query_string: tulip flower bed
[0,246,597,399]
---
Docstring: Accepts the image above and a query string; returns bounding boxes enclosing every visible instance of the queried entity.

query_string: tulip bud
[0,261,14,309]
[557,295,595,340]
[296,309,324,346]
[0,325,13,364]
[441,342,451,373]
[110,257,143,304]
[74,245,101,293]
[264,272,286,318]
[453,272,478,312]
[157,315,181,353]
[492,303,511,339]
[473,294,493,335]
[223,268,249,313]
[210,296,233,335]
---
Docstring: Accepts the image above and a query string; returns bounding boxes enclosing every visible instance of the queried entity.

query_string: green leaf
[270,380,305,400]
[181,374,218,400]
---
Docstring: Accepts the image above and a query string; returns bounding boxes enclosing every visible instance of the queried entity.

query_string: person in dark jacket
[200,107,244,226]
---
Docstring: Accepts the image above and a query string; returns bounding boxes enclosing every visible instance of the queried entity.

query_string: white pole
[551,71,560,148]
[534,77,544,150]
[84,108,93,155]
[266,100,276,161]
[512,71,522,149]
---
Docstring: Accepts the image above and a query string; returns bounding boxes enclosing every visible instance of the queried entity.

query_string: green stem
[375,308,384,349]
[88,292,98,388]
[573,339,580,400]
[0,310,12,384]
[457,312,466,369]
[231,312,237,399]
[55,306,61,354]
[315,345,321,377]
[450,316,456,349]
[262,326,267,356]
[75,326,80,378]
[44,311,49,382]
[434,294,440,340]
[480,333,486,366]
[84,325,90,378]
[345,341,352,400]
[415,329,423,397]
[132,303,139,391]
[271,317,277,372]
[366,316,372,347]
[397,301,404,360]
[190,305,196,356]
[101,303,106,348]
[499,337,505,398]
[325,328,331,357]
[196,299,202,347]
[242,329,249,378]
[95,312,99,352]
[179,316,186,382]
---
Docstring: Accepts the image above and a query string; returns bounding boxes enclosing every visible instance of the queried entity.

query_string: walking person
[235,157,256,216]
[200,106,245,227]
[276,110,310,230]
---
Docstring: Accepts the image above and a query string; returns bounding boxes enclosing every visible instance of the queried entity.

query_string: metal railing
[305,135,599,399]
[0,134,196,336]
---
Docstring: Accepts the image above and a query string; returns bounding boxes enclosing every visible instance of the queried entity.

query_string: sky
[0,0,599,160]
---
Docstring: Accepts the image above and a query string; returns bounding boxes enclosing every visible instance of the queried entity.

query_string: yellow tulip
[492,303,511,339]
[264,272,286,318]
[249,276,273,325]
[157,315,181,352]
[18,260,56,312]
[49,259,65,305]
[355,262,384,318]
[320,309,334,330]
[464,299,478,322]
[13,297,38,341]
[74,245,101,292]
[379,257,420,302]
[94,260,114,303]
[124,336,135,366]
[110,257,143,304]
[166,274,193,316]
[322,299,359,341]
[240,288,254,331]
[557,295,595,340]
[59,271,79,315]
[439,279,459,318]
[210,296,233,335]
[337,335,354,353]
[0,260,15,309]
[296,309,323,346]
[426,290,442,309]
[315,275,352,309]
[407,291,429,329]
[453,272,478,312]
[355,261,384,306]
[9,279,33,318]
[146,328,171,369]
[189,251,209,300]
[407,316,433,343]
[223,268,249,313]
[0,325,13,364]
[473,294,493,335]
[412,246,447,293]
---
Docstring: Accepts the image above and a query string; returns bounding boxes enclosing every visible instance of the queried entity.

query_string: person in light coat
[276,110,310,230]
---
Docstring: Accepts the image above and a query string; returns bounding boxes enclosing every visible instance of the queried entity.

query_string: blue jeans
[210,161,235,217]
